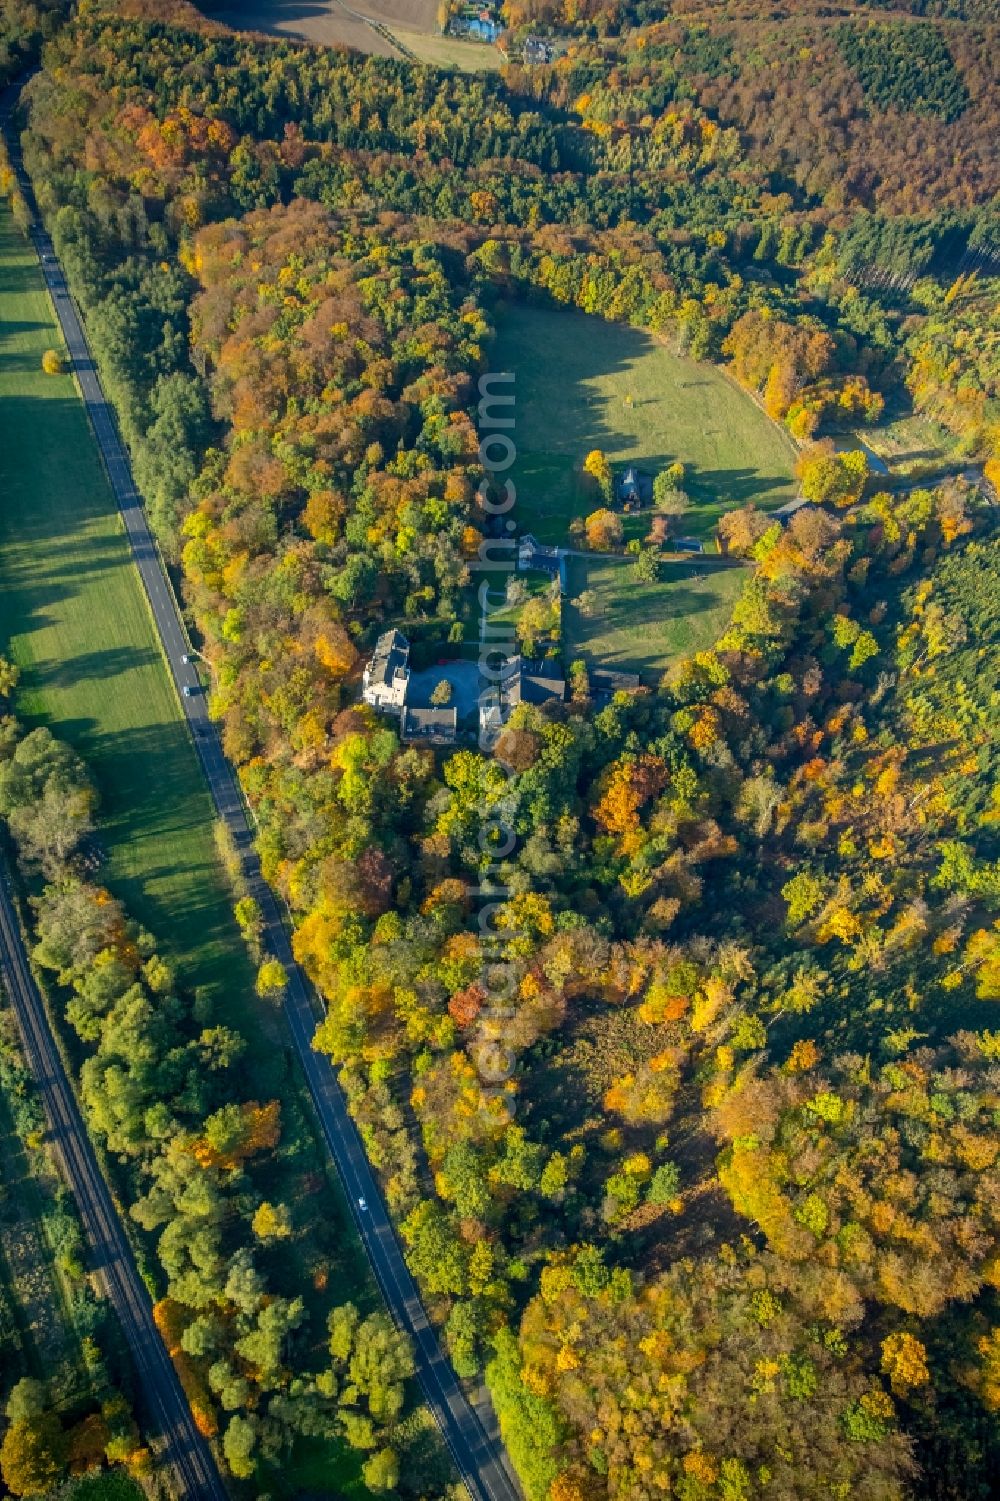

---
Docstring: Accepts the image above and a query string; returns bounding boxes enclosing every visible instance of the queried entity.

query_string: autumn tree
[0,1381,67,1498]
[584,508,623,552]
[255,958,288,998]
[796,441,869,508]
[583,449,612,501]
[0,654,20,698]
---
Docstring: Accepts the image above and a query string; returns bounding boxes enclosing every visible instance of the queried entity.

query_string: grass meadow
[564,556,747,680]
[487,301,775,675]
[491,302,798,545]
[0,212,247,1012]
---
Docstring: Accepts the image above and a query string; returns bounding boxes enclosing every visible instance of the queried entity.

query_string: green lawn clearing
[395,28,502,68]
[487,573,561,650]
[491,303,798,545]
[0,211,246,1013]
[564,555,747,681]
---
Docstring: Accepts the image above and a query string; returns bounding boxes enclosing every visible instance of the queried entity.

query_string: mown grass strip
[0,210,247,1012]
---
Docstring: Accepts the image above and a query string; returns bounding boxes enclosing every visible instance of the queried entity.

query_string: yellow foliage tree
[550,1470,586,1501]
[593,755,668,857]
[880,1332,930,1395]
[252,1200,293,1242]
[314,626,357,678]
[796,441,869,508]
[256,957,288,998]
[583,448,612,498]
[977,1328,1000,1410]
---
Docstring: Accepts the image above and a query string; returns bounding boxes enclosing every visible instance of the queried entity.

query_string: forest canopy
[1,0,999,1495]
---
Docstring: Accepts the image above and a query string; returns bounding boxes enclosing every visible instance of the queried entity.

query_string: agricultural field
[341,0,439,28]
[564,556,747,681]
[492,303,799,545]
[209,0,499,68]
[212,0,399,58]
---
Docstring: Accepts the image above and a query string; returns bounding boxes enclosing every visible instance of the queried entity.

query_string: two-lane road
[2,100,520,1501]
[0,867,229,1501]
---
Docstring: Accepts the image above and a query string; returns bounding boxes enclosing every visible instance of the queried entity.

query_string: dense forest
[0,0,999,1495]
[0,0,64,85]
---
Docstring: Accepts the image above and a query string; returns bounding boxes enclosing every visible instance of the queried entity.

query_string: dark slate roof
[520,532,561,563]
[374,628,408,656]
[402,707,458,742]
[504,657,565,708]
[590,670,642,695]
[617,468,654,503]
[368,629,409,689]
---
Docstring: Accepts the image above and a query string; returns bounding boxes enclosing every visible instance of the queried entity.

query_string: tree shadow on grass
[42,713,100,743]
[0,260,49,299]
[884,447,941,465]
[566,562,738,675]
[685,462,797,508]
[41,644,160,690]
[1,356,66,377]
[0,550,129,635]
[0,396,112,530]
[0,319,52,337]
[87,718,214,845]
[59,718,248,1009]
[496,301,664,451]
[0,320,60,372]
[23,549,133,586]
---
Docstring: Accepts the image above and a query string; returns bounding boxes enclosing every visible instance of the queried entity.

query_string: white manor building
[363,631,566,748]
[362,629,410,712]
[361,629,458,745]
